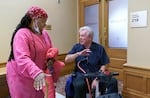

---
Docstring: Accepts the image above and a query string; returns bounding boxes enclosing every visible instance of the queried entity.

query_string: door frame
[78,0,102,43]
[78,0,127,80]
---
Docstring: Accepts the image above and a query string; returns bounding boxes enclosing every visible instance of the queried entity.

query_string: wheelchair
[82,71,122,98]
[65,58,122,98]
[65,71,122,98]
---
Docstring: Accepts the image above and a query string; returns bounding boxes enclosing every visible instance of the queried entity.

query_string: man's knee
[107,78,118,93]
[73,79,86,89]
[72,77,87,98]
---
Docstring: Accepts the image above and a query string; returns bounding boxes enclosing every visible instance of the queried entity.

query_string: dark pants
[72,75,118,98]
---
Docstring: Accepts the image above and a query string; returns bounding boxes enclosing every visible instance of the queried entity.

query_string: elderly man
[65,26,118,98]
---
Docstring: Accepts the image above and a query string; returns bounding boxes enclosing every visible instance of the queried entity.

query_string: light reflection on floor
[56,92,65,98]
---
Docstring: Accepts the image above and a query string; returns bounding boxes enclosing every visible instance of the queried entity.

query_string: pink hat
[27,6,48,19]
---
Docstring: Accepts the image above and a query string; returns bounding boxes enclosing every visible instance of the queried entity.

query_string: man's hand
[78,49,91,56]
[100,65,106,72]
[91,78,98,89]
[65,49,91,63]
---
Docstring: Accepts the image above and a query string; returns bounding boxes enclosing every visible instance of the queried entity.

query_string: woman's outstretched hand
[34,72,51,90]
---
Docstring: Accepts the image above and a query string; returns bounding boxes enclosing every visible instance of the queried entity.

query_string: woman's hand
[34,72,46,90]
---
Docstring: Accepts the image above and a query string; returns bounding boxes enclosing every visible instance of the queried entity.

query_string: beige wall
[127,0,150,66]
[0,0,78,63]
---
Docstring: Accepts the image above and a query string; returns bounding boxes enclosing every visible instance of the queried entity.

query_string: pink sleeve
[13,29,42,79]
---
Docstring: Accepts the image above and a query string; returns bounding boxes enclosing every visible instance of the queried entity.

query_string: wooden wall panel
[107,48,127,80]
[123,64,150,98]
[108,48,127,59]
[147,78,150,95]
[108,57,126,80]
[0,76,9,98]
[109,58,126,68]
[0,67,9,98]
[0,62,6,68]
[109,67,123,80]
[126,74,144,92]
[60,62,74,76]
[123,91,145,98]
[56,54,74,76]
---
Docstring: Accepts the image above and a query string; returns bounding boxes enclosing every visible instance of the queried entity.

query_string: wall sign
[130,10,147,27]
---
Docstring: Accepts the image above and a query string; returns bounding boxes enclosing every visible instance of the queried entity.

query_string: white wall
[128,0,150,66]
[0,0,77,62]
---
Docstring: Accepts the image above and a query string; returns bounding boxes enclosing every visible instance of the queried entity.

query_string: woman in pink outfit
[6,6,63,98]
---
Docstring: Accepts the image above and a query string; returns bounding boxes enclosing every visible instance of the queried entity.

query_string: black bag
[96,93,122,98]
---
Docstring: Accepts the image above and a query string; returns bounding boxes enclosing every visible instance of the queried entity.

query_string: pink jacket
[6,28,57,98]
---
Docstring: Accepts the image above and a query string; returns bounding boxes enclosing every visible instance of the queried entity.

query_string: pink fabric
[43,70,55,98]
[42,60,65,98]
[52,60,65,83]
[27,6,48,19]
[6,28,53,98]
[46,48,58,59]
[46,47,65,82]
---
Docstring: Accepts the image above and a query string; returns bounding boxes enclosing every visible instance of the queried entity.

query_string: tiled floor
[56,74,70,95]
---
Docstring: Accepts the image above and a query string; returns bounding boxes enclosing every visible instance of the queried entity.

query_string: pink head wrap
[27,6,48,19]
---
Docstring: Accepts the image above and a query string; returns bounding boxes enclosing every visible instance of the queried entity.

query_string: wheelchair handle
[82,71,119,78]
[111,72,119,76]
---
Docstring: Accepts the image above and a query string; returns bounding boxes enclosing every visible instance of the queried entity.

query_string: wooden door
[106,0,127,80]
[79,0,102,44]
[78,0,127,80]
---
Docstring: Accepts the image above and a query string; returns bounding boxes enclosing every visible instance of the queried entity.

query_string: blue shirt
[68,42,110,73]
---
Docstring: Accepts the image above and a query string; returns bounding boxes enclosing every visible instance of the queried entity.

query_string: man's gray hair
[79,26,94,38]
